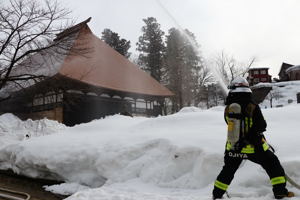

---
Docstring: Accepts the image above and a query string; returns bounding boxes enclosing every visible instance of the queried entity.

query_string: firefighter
[212,77,294,199]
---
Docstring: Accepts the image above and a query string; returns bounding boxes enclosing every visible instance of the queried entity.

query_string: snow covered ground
[0,81,299,200]
[259,80,300,108]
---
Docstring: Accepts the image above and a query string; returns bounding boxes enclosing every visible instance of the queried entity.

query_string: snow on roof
[248,67,269,70]
[251,82,272,89]
[286,65,300,73]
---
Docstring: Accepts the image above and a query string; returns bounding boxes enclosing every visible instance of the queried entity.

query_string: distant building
[286,65,300,81]
[0,18,173,126]
[278,62,293,81]
[278,62,300,81]
[247,68,272,86]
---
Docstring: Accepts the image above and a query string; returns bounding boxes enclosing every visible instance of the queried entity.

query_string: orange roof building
[0,18,173,126]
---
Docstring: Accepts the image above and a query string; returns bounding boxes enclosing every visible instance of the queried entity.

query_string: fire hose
[0,187,30,200]
[286,174,300,190]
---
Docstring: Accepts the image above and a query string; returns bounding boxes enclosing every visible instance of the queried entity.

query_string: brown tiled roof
[57,18,173,97]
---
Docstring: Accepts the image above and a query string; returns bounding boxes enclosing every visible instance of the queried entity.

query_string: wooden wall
[17,107,63,123]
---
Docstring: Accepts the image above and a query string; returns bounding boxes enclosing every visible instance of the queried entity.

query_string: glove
[253,133,264,152]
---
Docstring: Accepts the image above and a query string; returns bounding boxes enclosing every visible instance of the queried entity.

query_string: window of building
[136,99,146,108]
[87,92,97,96]
[261,77,267,82]
[57,93,63,102]
[45,95,55,104]
[260,70,267,75]
[44,92,56,104]
[254,78,260,83]
[100,93,110,98]
[124,97,134,101]
[66,90,83,94]
[33,91,62,107]
[112,95,122,99]
[33,95,44,106]
[253,70,259,75]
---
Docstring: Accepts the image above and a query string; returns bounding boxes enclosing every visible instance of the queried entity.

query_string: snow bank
[0,112,225,188]
[44,182,90,195]
[178,106,202,113]
[260,80,300,108]
[0,113,65,149]
[0,105,300,199]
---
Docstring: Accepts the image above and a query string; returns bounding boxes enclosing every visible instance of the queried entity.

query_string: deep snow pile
[0,113,65,148]
[0,105,300,199]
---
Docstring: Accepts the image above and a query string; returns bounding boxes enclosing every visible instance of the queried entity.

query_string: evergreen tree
[101,29,131,58]
[164,28,206,112]
[136,17,165,82]
[164,28,182,112]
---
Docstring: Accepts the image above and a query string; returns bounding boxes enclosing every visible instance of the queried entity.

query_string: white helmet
[228,77,252,93]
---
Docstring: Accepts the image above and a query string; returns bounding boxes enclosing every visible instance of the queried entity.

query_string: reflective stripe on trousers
[214,180,228,191]
[271,176,286,185]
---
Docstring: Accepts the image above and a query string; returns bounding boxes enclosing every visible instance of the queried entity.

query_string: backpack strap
[242,103,256,138]
[245,103,256,117]
[228,113,243,119]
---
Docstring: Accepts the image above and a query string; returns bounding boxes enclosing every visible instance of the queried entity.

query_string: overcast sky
[5,0,300,77]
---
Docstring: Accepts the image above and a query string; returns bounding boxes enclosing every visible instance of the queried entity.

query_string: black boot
[274,191,295,199]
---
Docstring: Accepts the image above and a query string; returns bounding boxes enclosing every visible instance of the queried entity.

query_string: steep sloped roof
[279,62,293,76]
[57,19,173,97]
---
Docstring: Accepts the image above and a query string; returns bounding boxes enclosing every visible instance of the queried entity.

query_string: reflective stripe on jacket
[226,141,269,153]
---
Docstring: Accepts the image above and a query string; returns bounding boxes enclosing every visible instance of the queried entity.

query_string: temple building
[0,18,173,126]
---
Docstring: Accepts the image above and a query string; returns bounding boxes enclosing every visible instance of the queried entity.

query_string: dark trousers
[213,150,288,198]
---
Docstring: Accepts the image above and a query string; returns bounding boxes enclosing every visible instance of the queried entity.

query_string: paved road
[0,170,67,200]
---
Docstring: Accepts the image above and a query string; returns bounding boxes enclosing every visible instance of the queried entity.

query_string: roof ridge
[54,17,91,41]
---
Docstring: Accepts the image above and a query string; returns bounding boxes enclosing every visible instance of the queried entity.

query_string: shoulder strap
[225,105,229,114]
[245,103,256,117]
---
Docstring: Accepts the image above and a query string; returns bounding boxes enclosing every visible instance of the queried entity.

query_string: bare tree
[211,51,256,85]
[194,64,213,106]
[198,64,213,87]
[265,86,283,108]
[0,0,82,93]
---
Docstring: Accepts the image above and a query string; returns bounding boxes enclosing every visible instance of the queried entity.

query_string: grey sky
[4,0,300,77]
